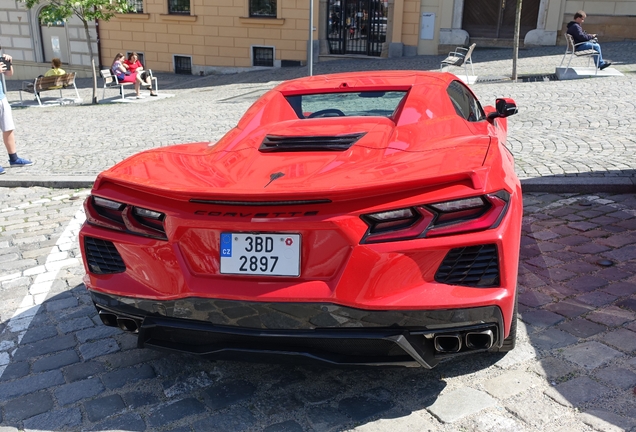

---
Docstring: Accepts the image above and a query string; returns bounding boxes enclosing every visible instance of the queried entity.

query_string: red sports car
[80,71,521,368]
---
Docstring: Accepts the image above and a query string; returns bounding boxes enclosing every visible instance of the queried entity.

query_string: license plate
[220,233,301,276]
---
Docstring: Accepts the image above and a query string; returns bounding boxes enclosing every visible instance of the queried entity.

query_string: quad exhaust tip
[466,329,494,350]
[98,310,140,334]
[434,333,462,353]
[434,328,495,353]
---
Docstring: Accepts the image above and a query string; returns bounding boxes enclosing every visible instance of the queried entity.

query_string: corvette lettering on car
[80,71,521,368]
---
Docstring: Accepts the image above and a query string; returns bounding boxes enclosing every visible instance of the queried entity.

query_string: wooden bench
[19,72,80,106]
[560,33,599,75]
[440,43,476,76]
[100,69,158,101]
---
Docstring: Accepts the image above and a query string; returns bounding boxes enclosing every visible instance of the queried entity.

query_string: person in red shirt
[123,52,157,96]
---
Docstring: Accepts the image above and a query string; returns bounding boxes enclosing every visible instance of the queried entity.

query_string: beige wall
[558,0,636,43]
[99,0,313,74]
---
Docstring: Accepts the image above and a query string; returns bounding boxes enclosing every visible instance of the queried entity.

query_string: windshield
[286,91,407,119]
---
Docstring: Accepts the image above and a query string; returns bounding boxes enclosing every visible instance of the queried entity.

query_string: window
[285,91,408,119]
[127,0,144,13]
[174,56,192,74]
[250,0,276,18]
[446,81,485,122]
[252,47,274,67]
[168,0,190,15]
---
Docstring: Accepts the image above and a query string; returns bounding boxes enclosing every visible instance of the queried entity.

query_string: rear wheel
[490,294,517,352]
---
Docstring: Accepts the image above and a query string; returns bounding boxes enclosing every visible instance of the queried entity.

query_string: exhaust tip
[434,333,462,353]
[116,317,140,333]
[465,329,494,350]
[98,311,118,327]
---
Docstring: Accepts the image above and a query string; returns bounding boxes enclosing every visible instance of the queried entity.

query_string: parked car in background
[80,71,521,369]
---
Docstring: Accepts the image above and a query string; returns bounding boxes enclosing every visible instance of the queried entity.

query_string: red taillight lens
[85,195,167,240]
[361,207,434,243]
[360,191,510,243]
[426,193,508,237]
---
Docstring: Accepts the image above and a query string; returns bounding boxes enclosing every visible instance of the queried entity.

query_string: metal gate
[462,0,540,39]
[327,0,387,56]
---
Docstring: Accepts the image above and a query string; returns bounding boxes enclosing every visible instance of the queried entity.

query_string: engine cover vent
[259,133,366,152]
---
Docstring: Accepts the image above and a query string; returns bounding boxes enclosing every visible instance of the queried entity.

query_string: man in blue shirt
[566,10,611,70]
[0,50,33,175]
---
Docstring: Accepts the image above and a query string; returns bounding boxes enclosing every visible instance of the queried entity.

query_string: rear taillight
[84,195,167,240]
[361,191,510,243]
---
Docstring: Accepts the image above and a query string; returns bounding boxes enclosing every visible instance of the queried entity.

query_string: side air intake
[259,133,366,152]
[84,237,126,274]
[434,244,499,287]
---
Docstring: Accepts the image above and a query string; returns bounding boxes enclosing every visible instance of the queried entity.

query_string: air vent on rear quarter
[259,133,366,152]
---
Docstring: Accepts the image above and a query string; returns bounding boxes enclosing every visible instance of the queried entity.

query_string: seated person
[111,52,156,98]
[123,52,156,96]
[44,58,66,89]
[566,10,611,70]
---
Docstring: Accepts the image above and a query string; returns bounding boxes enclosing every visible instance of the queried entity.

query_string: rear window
[286,91,407,119]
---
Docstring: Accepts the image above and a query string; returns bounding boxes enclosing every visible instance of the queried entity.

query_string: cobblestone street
[0,189,634,431]
[0,41,635,431]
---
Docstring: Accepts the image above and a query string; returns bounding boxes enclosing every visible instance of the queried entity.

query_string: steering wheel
[308,108,346,118]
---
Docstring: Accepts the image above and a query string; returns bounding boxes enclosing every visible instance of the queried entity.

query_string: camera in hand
[0,57,11,70]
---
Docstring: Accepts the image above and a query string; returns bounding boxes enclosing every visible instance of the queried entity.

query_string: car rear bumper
[90,291,505,368]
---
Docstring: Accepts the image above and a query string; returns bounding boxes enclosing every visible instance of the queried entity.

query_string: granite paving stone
[593,366,636,390]
[481,370,539,399]
[190,406,257,432]
[558,318,607,338]
[504,392,566,428]
[83,394,126,422]
[3,391,54,422]
[147,398,207,428]
[54,376,104,406]
[520,309,565,329]
[561,341,623,370]
[338,394,394,422]
[586,306,636,327]
[202,380,257,410]
[579,410,636,432]
[93,413,147,432]
[545,376,612,407]
[100,364,156,389]
[426,387,496,423]
[22,407,82,431]
[602,328,636,353]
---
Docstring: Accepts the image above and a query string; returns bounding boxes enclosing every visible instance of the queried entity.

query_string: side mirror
[488,98,517,120]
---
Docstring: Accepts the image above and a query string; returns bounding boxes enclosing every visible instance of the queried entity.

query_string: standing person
[123,52,156,96]
[566,10,611,70]
[0,51,33,175]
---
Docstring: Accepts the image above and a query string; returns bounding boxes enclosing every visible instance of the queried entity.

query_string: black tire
[490,294,517,353]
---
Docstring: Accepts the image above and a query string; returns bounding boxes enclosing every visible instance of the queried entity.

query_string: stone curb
[0,176,634,193]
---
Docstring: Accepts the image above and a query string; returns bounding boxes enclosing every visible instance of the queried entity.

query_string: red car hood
[97,120,491,200]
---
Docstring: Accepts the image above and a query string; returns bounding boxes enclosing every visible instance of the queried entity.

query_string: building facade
[1,0,635,79]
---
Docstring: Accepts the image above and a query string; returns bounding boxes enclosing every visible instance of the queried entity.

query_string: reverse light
[361,191,510,243]
[85,195,167,240]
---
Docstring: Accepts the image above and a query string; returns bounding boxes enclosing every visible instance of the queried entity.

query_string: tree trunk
[81,19,98,104]
[512,0,523,81]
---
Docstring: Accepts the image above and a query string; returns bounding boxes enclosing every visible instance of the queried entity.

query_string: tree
[512,0,523,81]
[24,0,130,104]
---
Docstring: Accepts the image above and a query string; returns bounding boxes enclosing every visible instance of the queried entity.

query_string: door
[327,0,386,57]
[462,0,540,39]
[40,12,70,63]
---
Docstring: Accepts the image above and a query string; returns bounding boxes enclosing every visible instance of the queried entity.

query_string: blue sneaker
[0,166,5,174]
[9,157,33,167]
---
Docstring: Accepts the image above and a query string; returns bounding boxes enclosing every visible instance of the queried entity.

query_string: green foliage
[23,0,130,25]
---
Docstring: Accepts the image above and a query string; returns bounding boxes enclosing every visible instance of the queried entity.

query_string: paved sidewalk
[1,41,635,191]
